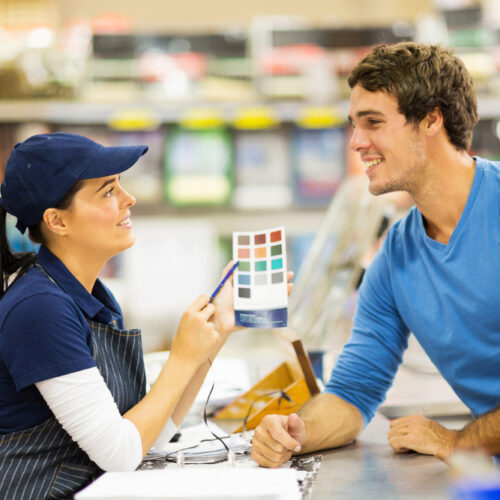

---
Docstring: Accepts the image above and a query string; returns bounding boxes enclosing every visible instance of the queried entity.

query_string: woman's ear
[43,208,68,236]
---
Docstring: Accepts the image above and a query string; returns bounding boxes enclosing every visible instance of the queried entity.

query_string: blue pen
[209,261,239,303]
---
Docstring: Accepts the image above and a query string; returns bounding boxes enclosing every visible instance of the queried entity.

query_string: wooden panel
[292,339,320,396]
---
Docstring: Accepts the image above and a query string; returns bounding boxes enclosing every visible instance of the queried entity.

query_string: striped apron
[0,266,147,499]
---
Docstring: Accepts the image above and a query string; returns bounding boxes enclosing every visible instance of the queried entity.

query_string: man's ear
[43,208,68,236]
[423,107,444,137]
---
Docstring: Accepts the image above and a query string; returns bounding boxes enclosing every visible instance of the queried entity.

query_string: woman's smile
[117,214,132,229]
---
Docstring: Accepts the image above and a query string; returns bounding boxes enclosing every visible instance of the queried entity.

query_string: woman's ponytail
[0,207,36,298]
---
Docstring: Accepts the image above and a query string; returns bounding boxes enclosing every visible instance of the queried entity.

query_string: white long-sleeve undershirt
[36,367,178,471]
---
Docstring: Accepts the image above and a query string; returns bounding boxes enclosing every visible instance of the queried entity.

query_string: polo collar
[36,246,119,323]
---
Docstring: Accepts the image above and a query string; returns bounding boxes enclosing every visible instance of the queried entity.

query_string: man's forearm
[298,393,364,454]
[455,406,500,455]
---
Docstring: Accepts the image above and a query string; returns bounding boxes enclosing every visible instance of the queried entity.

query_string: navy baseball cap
[0,132,148,234]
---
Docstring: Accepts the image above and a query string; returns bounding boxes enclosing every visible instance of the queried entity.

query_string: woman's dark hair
[0,179,84,297]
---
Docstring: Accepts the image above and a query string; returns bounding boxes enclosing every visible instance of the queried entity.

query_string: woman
[0,133,253,499]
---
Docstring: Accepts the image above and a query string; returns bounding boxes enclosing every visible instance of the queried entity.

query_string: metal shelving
[2,95,500,124]
[0,99,350,124]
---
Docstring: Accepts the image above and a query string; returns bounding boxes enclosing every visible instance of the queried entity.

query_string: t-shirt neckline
[417,156,483,251]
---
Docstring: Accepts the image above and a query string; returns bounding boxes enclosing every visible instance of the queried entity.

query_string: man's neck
[413,149,476,245]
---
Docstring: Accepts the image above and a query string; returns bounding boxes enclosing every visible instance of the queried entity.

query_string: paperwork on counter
[75,422,302,498]
[75,468,301,499]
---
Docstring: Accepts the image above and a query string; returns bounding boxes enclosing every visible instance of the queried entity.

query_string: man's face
[348,85,427,196]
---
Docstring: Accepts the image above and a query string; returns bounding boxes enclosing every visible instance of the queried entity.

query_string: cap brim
[79,144,149,180]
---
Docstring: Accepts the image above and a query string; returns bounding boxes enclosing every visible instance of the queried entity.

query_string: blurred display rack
[0,99,350,124]
[0,99,348,236]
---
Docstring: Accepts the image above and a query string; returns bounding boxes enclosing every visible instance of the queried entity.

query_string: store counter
[78,413,470,499]
[307,413,455,500]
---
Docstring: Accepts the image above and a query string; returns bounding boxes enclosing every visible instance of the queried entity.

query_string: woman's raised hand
[169,294,220,370]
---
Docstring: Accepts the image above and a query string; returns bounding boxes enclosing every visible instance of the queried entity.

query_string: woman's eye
[105,187,114,197]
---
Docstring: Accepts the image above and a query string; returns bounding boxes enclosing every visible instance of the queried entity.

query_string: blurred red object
[138,51,206,82]
[91,13,133,34]
[259,44,326,75]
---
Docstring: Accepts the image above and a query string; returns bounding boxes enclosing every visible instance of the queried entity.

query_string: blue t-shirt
[326,156,500,424]
[0,246,124,434]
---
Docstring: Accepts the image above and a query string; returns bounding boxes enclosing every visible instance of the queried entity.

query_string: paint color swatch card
[233,226,288,328]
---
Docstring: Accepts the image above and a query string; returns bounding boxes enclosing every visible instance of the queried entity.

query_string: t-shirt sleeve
[1,292,96,391]
[324,239,410,425]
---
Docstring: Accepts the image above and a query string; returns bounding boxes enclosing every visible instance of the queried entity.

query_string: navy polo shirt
[0,246,124,434]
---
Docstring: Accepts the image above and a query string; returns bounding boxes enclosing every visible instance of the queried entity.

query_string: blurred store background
[0,0,498,403]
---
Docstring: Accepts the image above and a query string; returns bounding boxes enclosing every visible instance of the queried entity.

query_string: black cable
[162,435,232,462]
[161,363,292,464]
[242,389,293,435]
[161,358,233,464]
[203,361,230,454]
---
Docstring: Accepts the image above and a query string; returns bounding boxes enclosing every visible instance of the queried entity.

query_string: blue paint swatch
[271,258,283,270]
[238,274,251,285]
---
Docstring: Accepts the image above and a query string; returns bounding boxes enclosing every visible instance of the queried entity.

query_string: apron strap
[33,262,59,287]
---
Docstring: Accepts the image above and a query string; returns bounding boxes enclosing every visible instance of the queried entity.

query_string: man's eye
[105,187,114,197]
[368,119,381,125]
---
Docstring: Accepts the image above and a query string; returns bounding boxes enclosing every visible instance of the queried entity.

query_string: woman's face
[62,175,136,258]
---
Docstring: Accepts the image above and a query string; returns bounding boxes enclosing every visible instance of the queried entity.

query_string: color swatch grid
[233,226,288,328]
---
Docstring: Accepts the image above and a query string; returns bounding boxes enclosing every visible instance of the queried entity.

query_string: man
[251,42,500,468]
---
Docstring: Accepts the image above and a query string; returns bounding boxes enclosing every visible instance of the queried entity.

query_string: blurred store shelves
[4,2,500,354]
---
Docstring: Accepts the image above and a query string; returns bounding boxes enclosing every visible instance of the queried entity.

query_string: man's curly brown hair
[348,42,478,151]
